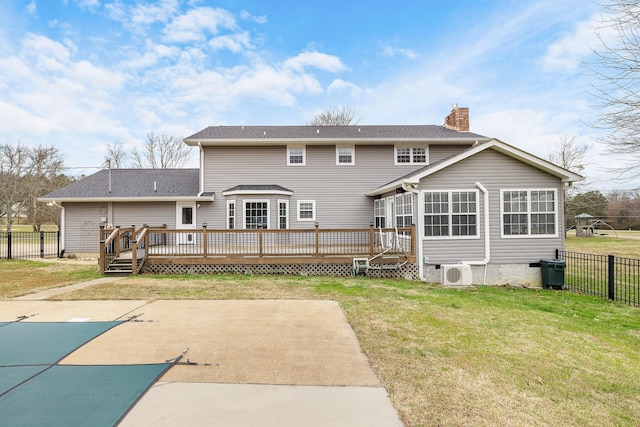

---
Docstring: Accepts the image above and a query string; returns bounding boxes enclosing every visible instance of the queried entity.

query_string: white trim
[176,202,196,228]
[422,189,480,240]
[287,145,306,166]
[336,145,355,165]
[278,199,289,229]
[297,200,316,221]
[394,145,429,166]
[500,188,559,238]
[226,200,236,230]
[368,139,583,196]
[243,199,270,229]
[222,189,293,196]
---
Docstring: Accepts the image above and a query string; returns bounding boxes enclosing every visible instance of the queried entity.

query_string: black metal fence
[557,249,639,307]
[0,231,60,260]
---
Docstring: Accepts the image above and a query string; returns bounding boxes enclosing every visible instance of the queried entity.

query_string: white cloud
[327,79,363,98]
[162,7,237,43]
[283,51,347,73]
[209,32,252,53]
[381,45,418,60]
[75,0,100,9]
[541,15,602,73]
[26,1,37,15]
[240,11,267,24]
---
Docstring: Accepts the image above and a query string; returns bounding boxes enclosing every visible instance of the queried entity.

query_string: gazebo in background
[575,213,594,237]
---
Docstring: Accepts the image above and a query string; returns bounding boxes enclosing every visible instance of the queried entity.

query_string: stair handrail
[131,226,149,275]
[99,227,120,273]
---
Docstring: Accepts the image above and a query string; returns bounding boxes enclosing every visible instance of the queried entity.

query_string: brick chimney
[444,104,469,132]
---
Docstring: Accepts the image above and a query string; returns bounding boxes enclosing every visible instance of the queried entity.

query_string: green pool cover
[0,320,172,426]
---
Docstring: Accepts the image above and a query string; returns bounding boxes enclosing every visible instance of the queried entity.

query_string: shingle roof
[184,125,488,142]
[40,169,200,199]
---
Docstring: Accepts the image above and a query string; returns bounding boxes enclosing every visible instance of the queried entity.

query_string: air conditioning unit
[443,264,473,286]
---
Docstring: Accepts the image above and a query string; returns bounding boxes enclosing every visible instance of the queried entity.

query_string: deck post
[410,224,416,255]
[131,238,138,275]
[258,225,263,257]
[315,223,320,257]
[202,224,208,258]
[99,225,105,273]
[114,226,121,257]
[369,223,374,257]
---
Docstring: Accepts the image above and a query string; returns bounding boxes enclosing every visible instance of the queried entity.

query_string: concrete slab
[63,300,380,386]
[0,300,149,322]
[119,382,404,427]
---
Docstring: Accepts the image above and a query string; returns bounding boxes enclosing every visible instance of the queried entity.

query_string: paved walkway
[11,277,125,301]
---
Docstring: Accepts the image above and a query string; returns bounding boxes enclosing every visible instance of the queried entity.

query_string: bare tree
[131,132,192,169]
[104,141,127,168]
[309,105,361,126]
[589,1,640,178]
[0,143,65,231]
[547,134,590,192]
[547,135,590,231]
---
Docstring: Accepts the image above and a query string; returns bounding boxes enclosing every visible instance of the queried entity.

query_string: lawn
[1,235,640,425]
[0,259,100,299]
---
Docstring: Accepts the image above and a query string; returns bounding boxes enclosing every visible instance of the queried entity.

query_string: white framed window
[395,146,428,165]
[395,193,413,228]
[424,190,479,239]
[244,200,270,229]
[373,198,386,228]
[227,200,235,229]
[297,200,316,221]
[287,145,306,166]
[278,200,289,229]
[336,145,355,165]
[501,189,557,237]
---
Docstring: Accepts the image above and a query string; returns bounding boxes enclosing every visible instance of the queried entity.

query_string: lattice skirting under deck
[143,262,419,280]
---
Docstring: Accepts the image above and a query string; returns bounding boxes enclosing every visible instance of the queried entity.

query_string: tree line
[566,190,640,230]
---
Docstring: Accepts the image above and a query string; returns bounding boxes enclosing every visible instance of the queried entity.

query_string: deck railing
[99,225,415,273]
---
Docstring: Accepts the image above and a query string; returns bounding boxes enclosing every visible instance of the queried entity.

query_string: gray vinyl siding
[112,202,176,228]
[63,203,105,253]
[429,145,472,163]
[202,145,422,229]
[419,149,564,264]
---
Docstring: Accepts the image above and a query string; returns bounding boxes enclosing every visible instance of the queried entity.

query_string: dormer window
[395,146,428,165]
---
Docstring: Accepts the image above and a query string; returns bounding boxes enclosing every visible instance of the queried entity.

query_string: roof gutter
[37,196,214,203]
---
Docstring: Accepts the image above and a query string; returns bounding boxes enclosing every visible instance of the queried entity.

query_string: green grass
[0,259,100,299]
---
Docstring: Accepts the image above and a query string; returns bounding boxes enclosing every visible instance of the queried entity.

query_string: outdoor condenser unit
[442,264,472,286]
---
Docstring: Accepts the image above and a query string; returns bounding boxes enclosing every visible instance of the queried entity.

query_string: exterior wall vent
[442,264,472,286]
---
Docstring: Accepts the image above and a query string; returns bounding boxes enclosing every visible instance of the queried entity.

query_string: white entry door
[176,202,196,244]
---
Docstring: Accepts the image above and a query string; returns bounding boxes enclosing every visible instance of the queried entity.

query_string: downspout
[197,142,204,197]
[402,182,425,281]
[462,182,490,284]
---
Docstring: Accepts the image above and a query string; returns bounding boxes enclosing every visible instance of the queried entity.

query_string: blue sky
[0,0,626,190]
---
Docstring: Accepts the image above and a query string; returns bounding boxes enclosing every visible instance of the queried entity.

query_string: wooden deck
[100,225,416,274]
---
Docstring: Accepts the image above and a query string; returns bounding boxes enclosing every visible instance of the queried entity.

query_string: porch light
[202,222,207,227]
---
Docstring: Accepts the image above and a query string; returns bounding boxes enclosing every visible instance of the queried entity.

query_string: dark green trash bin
[540,258,565,290]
